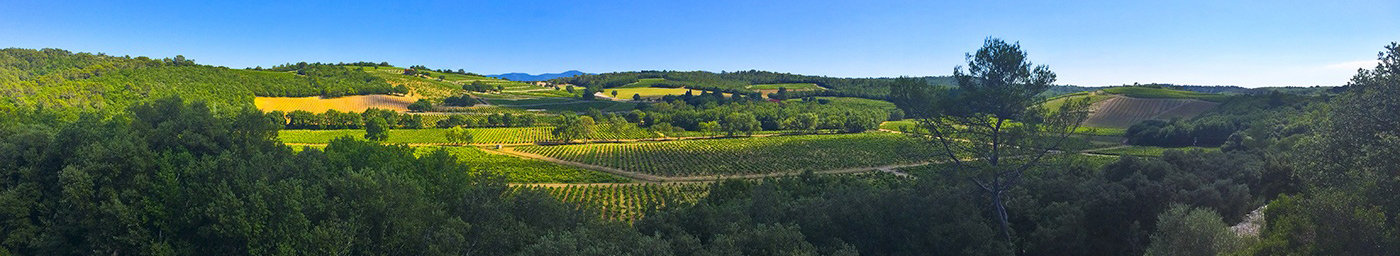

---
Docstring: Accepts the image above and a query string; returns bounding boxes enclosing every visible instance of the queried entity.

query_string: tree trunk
[993,189,1012,243]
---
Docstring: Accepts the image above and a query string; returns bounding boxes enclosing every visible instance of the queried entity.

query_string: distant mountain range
[487,70,591,81]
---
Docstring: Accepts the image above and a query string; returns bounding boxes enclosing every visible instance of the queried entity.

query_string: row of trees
[434,113,539,128]
[276,108,425,129]
[631,98,887,134]
[550,69,956,96]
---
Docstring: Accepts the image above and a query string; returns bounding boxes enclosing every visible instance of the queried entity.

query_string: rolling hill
[1045,86,1228,128]
[0,48,402,118]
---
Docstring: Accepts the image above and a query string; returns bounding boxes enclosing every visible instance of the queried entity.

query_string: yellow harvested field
[255,94,419,113]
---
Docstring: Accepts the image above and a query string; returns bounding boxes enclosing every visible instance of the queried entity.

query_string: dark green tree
[891,38,1090,244]
[407,99,432,112]
[721,113,761,137]
[364,117,389,141]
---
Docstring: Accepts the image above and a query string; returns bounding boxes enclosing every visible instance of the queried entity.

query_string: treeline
[551,70,955,97]
[257,62,407,97]
[402,65,485,77]
[274,109,544,130]
[434,113,539,128]
[653,88,764,104]
[632,96,891,134]
[767,88,887,100]
[1125,92,1318,147]
[276,108,425,129]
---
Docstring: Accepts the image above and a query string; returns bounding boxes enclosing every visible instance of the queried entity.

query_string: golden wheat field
[254,94,419,113]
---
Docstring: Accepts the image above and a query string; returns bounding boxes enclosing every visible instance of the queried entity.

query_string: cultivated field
[1082,96,1219,128]
[255,94,419,112]
[514,133,943,177]
[513,183,710,221]
[416,146,627,183]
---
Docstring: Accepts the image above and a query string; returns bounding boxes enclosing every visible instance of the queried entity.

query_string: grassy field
[880,120,920,132]
[1088,145,1221,157]
[748,83,824,90]
[1041,92,1114,110]
[617,78,672,88]
[515,133,945,177]
[1100,86,1229,101]
[1074,126,1127,136]
[416,146,628,183]
[513,183,710,221]
[280,126,658,144]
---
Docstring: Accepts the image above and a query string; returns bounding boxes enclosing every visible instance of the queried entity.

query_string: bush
[408,99,433,112]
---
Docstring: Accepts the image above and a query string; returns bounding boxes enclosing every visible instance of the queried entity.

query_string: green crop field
[1100,86,1229,101]
[514,133,944,177]
[748,83,824,90]
[513,183,710,221]
[416,146,628,183]
[880,120,920,132]
[1088,145,1220,157]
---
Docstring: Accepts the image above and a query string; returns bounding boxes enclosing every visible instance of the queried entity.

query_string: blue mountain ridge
[487,70,590,81]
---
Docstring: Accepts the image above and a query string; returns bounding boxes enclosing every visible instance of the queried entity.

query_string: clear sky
[2,0,1396,87]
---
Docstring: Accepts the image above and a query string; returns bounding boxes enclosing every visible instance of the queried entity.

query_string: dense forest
[0,48,400,118]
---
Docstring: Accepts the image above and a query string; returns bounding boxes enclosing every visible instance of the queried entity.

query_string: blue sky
[2,0,1396,87]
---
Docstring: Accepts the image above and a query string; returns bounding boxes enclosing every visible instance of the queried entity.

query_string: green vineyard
[416,146,628,183]
[514,133,945,177]
[512,183,710,221]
